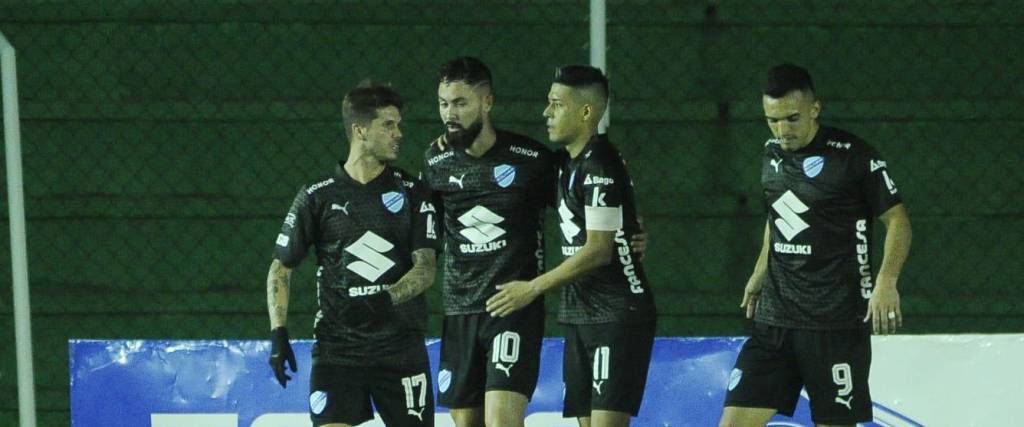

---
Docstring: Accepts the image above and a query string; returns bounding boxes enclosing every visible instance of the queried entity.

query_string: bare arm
[741,220,771,318]
[267,259,293,330]
[486,229,614,317]
[865,203,912,334]
[876,204,912,286]
[533,229,614,294]
[386,248,437,305]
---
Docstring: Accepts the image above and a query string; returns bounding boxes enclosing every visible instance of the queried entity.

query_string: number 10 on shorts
[492,331,521,377]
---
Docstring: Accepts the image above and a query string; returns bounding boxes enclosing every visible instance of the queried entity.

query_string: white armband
[584,206,623,231]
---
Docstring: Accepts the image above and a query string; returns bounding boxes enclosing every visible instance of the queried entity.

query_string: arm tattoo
[267,259,293,329]
[387,248,437,305]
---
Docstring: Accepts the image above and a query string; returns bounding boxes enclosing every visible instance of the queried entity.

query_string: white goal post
[1,30,38,427]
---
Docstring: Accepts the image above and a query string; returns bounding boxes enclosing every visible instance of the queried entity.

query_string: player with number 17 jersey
[274,163,439,367]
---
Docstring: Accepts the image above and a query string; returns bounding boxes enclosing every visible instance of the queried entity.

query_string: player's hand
[269,327,297,388]
[343,292,394,323]
[433,134,449,151]
[630,216,648,262]
[486,281,540,318]
[740,278,763,319]
[864,278,901,335]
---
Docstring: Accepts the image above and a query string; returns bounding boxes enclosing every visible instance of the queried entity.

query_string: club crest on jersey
[381,191,405,213]
[803,156,825,178]
[493,164,516,188]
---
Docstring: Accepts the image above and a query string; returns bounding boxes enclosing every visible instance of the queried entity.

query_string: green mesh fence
[0,1,1021,424]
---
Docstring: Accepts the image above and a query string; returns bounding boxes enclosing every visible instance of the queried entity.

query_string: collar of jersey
[333,162,390,187]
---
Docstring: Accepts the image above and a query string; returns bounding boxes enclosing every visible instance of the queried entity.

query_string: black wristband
[271,326,289,342]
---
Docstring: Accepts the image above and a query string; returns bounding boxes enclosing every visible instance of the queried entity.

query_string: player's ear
[352,122,366,141]
[482,92,494,114]
[810,100,821,120]
[581,103,593,123]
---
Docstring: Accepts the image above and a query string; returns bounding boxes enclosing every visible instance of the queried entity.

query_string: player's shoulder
[423,135,457,168]
[497,129,554,160]
[819,126,875,157]
[387,166,423,191]
[301,172,339,197]
[580,135,625,167]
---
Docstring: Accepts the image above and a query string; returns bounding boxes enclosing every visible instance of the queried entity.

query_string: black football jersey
[422,130,555,314]
[757,125,903,329]
[273,163,440,366]
[555,135,656,325]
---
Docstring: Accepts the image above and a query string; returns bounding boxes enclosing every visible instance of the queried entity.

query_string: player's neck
[464,123,497,158]
[566,127,598,159]
[343,151,385,184]
[793,122,821,152]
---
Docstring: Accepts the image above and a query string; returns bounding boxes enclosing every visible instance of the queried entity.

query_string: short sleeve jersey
[555,135,656,325]
[422,130,556,315]
[757,125,903,329]
[273,163,440,366]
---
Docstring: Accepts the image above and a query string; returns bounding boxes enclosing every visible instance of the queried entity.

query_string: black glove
[344,291,394,324]
[268,327,297,388]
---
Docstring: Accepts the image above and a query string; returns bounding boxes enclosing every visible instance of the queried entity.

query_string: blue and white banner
[70,335,1024,426]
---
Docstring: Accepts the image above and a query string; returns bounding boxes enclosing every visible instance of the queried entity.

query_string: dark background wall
[0,1,1021,424]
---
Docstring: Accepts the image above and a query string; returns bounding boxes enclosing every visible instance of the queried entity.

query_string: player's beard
[445,118,483,151]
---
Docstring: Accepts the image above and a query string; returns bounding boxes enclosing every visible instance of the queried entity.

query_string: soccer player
[266,82,439,427]
[486,65,657,427]
[421,56,555,427]
[719,64,912,427]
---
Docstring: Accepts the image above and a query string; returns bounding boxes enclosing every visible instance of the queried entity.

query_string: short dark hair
[438,56,492,88]
[553,65,609,101]
[763,63,815,98]
[342,80,402,139]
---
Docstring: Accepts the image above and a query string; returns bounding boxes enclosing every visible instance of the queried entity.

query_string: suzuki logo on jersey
[348,283,393,297]
[449,174,466,189]
[381,192,405,213]
[493,164,516,188]
[558,199,581,242]
[344,231,396,282]
[457,205,508,253]
[771,190,811,242]
[803,156,825,178]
